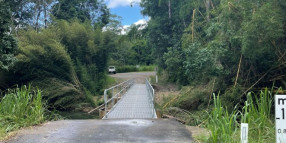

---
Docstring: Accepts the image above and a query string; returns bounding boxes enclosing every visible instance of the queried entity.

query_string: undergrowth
[207,88,275,142]
[0,85,45,139]
[116,65,155,73]
[158,84,275,142]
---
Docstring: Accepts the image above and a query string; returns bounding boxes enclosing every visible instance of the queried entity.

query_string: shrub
[117,65,138,73]
[116,65,155,73]
[32,78,85,110]
[0,85,44,138]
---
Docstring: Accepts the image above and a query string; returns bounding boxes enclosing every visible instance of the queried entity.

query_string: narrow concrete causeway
[8,75,194,143]
[105,84,156,119]
[8,119,193,143]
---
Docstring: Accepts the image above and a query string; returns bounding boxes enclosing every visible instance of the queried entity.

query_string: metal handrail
[103,79,135,118]
[145,78,157,118]
[88,79,135,115]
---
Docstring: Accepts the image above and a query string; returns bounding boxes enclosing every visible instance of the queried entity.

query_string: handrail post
[112,88,115,107]
[104,90,107,117]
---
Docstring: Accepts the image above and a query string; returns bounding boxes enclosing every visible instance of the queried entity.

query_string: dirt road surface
[109,72,155,83]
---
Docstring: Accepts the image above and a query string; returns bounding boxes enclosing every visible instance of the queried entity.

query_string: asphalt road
[8,119,193,143]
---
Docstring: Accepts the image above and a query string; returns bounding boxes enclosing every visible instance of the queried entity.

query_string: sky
[105,0,148,26]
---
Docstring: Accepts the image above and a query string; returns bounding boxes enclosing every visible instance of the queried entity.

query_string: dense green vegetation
[0,1,17,70]
[0,20,114,110]
[0,0,115,110]
[116,65,155,73]
[0,85,44,139]
[0,0,285,142]
[141,1,286,108]
[108,24,155,66]
[141,0,285,142]
[0,0,118,138]
[141,0,286,90]
[207,89,274,142]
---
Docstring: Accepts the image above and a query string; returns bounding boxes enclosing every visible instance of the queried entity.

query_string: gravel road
[109,72,155,83]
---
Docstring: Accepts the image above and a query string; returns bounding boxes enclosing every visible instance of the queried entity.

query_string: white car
[108,66,116,74]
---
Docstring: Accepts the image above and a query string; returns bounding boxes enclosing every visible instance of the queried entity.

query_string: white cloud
[120,18,149,34]
[134,17,149,29]
[134,19,147,25]
[103,18,149,35]
[105,0,141,8]
[120,25,130,35]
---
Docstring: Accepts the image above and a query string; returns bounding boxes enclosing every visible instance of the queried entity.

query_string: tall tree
[52,0,110,26]
[0,0,17,70]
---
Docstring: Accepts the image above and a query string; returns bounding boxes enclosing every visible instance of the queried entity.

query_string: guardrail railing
[88,79,135,117]
[145,78,157,118]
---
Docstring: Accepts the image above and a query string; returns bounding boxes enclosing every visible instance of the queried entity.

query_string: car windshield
[109,67,115,69]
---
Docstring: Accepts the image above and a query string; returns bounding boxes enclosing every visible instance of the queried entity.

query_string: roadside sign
[241,123,248,143]
[276,95,286,143]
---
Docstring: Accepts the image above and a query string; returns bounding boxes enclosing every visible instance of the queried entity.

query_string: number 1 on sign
[277,108,285,120]
[282,108,285,119]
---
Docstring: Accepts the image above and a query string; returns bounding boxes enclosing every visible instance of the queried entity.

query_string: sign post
[241,123,248,143]
[276,95,286,143]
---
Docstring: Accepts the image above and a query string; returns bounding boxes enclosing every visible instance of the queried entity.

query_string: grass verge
[207,88,275,142]
[0,85,45,140]
[155,77,275,142]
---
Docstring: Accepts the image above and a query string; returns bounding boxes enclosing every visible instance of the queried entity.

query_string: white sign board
[241,123,248,143]
[276,95,286,143]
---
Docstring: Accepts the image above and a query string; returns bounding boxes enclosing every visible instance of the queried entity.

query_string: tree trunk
[192,9,196,42]
[35,9,41,32]
[44,0,47,29]
[168,0,171,19]
[205,0,210,22]
[34,0,42,32]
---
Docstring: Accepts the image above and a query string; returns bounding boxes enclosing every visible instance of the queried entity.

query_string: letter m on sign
[278,98,286,105]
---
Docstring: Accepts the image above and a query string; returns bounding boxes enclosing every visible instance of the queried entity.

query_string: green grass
[194,134,209,143]
[116,65,155,73]
[0,85,45,139]
[207,88,275,142]
[154,73,275,142]
[207,95,239,142]
[104,76,117,88]
[241,89,274,142]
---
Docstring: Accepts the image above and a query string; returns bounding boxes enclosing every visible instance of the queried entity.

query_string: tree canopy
[141,0,286,89]
[0,0,17,70]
